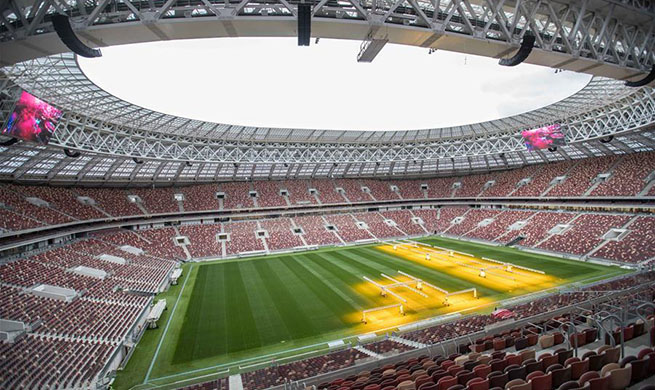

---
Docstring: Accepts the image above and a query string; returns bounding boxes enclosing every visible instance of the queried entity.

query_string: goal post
[361,303,404,324]
[444,287,478,306]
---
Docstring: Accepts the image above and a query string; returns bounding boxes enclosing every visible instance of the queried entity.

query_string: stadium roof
[0,0,654,184]
[4,53,639,142]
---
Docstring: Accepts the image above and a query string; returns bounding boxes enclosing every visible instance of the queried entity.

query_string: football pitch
[116,236,630,390]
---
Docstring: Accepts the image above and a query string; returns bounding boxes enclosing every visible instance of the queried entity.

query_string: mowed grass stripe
[223,262,262,355]
[239,260,294,346]
[172,264,227,363]
[254,259,320,340]
[289,255,365,311]
[272,257,346,331]
[303,253,379,308]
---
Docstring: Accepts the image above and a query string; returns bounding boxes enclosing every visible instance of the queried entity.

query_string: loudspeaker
[51,15,102,58]
[499,34,535,67]
[0,138,19,147]
[600,135,614,143]
[625,66,655,87]
[548,146,558,152]
[297,4,311,46]
[64,148,81,158]
[133,157,144,164]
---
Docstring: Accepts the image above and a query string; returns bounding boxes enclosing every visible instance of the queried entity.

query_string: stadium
[1,1,655,390]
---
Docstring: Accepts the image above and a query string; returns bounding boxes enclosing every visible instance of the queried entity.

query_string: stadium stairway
[354,345,383,360]
[229,374,244,390]
[390,335,428,349]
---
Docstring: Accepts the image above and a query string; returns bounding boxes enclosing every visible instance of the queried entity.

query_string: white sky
[79,38,592,131]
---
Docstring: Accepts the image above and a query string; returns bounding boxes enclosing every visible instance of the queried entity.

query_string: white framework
[0,0,654,183]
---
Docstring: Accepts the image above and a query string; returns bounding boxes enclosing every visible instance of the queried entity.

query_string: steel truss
[48,84,655,164]
[2,56,654,164]
[0,0,654,74]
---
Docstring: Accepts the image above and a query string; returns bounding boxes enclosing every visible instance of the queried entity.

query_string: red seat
[528,372,552,390]
[524,360,543,375]
[568,359,589,380]
[553,333,564,345]
[578,371,599,386]
[438,376,458,390]
[586,376,609,390]
[490,359,507,373]
[550,366,571,389]
[623,325,634,341]
[505,355,522,367]
[637,348,653,359]
[527,334,539,347]
[487,372,508,389]
[448,365,464,377]
[467,379,489,390]
[456,371,475,386]
[539,353,559,370]
[526,371,543,382]
[587,354,604,372]
[473,365,491,379]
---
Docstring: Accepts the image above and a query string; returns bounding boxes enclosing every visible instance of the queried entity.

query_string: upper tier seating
[0,184,74,225]
[181,183,221,211]
[311,179,346,204]
[220,182,254,209]
[282,180,317,206]
[334,179,372,203]
[2,153,654,235]
[591,152,655,196]
[425,177,458,198]
[548,156,617,197]
[0,207,44,232]
[16,184,106,220]
[393,179,425,200]
[253,181,286,207]
[512,161,572,197]
[481,165,540,197]
[457,173,495,197]
[130,187,179,214]
[73,187,143,217]
[360,179,400,201]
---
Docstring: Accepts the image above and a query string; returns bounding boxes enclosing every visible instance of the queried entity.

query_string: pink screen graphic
[2,91,62,145]
[521,124,566,151]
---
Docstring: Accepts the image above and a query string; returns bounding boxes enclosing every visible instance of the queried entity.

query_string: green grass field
[114,236,630,390]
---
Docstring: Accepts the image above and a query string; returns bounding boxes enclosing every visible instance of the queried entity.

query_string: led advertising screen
[2,91,62,145]
[521,124,566,151]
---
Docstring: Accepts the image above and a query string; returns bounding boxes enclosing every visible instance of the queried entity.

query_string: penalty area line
[144,264,194,384]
